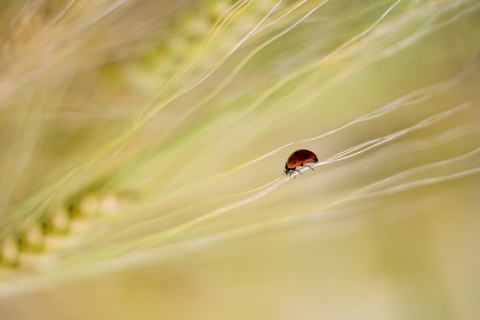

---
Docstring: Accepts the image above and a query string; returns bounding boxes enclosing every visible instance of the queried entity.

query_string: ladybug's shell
[284,149,318,174]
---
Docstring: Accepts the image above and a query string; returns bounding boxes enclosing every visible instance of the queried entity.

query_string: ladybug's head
[284,163,291,175]
[284,164,298,177]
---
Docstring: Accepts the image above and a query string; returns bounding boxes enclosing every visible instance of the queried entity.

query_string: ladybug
[284,149,318,177]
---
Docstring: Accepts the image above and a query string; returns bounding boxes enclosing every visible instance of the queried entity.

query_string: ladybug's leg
[301,164,315,171]
[289,169,301,179]
[287,169,302,179]
[286,170,296,178]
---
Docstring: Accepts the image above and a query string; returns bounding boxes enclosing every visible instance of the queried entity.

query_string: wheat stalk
[0,1,479,318]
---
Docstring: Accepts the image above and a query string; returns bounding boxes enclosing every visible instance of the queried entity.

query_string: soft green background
[0,0,479,319]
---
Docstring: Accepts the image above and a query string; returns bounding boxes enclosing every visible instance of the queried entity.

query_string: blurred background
[0,0,479,319]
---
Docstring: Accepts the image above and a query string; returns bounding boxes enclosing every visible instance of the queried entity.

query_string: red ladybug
[284,149,318,177]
